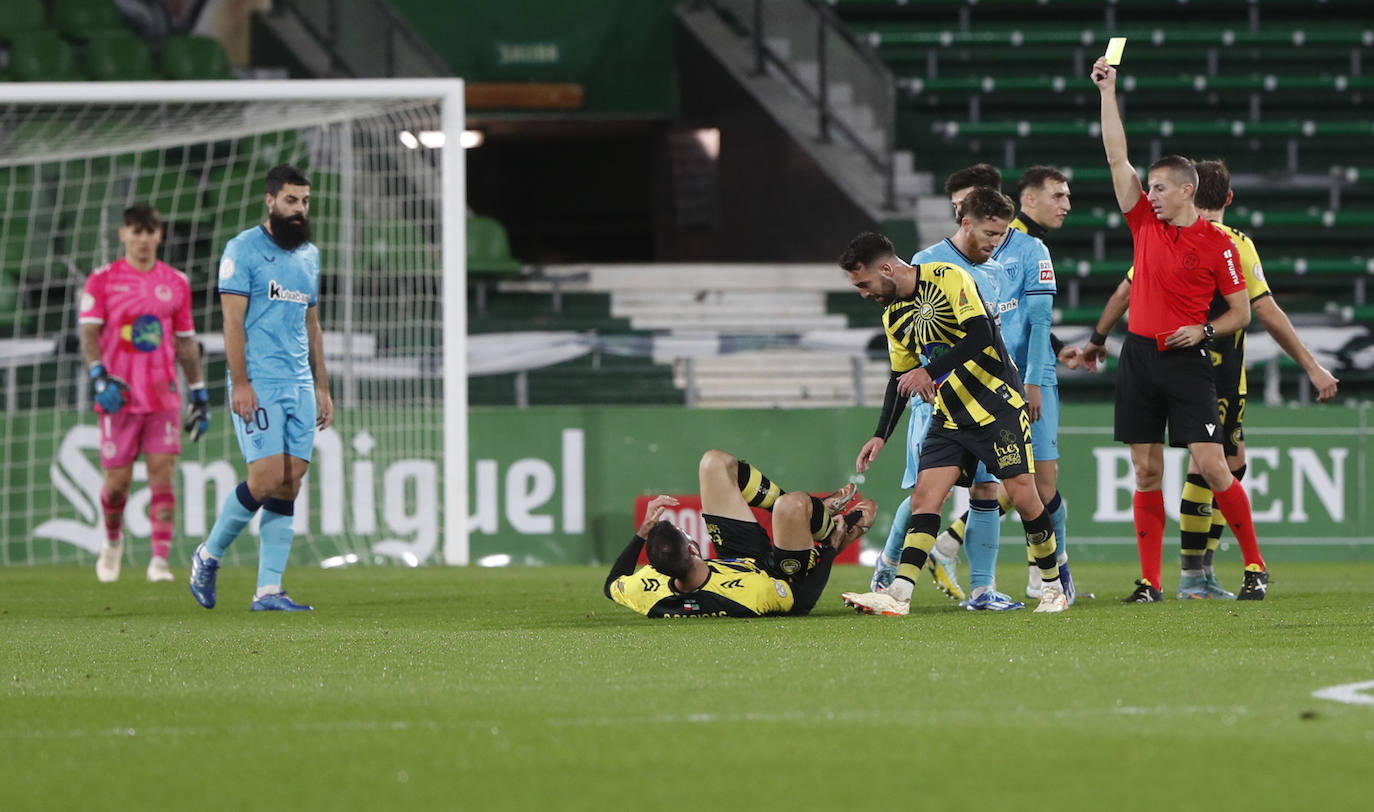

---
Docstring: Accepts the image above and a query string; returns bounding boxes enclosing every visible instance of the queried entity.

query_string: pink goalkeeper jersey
[78,259,195,414]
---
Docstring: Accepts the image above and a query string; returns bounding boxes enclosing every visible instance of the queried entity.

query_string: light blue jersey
[217,225,320,384]
[993,226,1058,388]
[912,239,1009,327]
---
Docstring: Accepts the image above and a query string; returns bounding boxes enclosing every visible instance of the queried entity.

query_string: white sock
[198,546,220,562]
[886,578,914,602]
[971,585,990,599]
[255,585,283,599]
[933,531,960,559]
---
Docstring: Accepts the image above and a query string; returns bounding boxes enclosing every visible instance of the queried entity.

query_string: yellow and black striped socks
[895,512,941,587]
[1179,473,1213,574]
[1024,510,1059,584]
[736,460,784,510]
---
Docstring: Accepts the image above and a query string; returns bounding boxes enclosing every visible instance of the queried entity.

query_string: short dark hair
[1193,159,1231,210]
[122,202,162,233]
[838,232,896,272]
[957,186,1016,223]
[1148,155,1198,189]
[1017,165,1068,198]
[644,521,693,579]
[265,164,311,196]
[944,163,1002,196]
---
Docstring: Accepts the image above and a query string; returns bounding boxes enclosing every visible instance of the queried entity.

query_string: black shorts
[1115,333,1223,448]
[1210,340,1246,456]
[918,408,1034,485]
[704,513,772,560]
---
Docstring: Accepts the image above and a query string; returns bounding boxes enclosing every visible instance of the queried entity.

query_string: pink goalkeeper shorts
[99,406,182,469]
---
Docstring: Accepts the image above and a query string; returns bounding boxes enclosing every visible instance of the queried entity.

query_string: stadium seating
[9,30,80,82]
[84,29,157,81]
[159,35,233,81]
[53,0,125,41]
[0,0,47,45]
[831,0,1374,331]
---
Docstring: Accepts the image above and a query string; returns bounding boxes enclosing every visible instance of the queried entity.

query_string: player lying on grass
[604,450,876,618]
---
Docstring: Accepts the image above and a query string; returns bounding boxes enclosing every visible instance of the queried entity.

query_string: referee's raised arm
[1092,57,1142,214]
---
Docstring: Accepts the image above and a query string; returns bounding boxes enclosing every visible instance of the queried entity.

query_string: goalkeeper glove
[184,384,210,442]
[89,363,129,414]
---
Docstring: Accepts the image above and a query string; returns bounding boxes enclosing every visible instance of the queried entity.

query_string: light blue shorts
[1030,383,1060,461]
[231,379,317,464]
[901,397,936,489]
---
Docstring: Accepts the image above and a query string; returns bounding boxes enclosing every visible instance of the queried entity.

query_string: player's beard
[269,212,312,251]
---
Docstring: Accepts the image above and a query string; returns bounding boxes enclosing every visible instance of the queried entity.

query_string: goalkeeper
[78,203,209,584]
[605,450,875,618]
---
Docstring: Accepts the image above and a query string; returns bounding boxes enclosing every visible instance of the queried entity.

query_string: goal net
[0,80,468,569]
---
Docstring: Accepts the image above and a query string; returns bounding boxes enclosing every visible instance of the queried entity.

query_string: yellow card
[1104,37,1127,66]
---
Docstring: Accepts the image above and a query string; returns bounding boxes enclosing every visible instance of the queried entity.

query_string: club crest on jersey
[268,280,311,305]
[1182,251,1200,270]
[1038,259,1055,282]
[123,314,162,352]
[155,284,173,302]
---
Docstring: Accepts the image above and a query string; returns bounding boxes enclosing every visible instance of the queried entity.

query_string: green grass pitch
[4,562,1373,811]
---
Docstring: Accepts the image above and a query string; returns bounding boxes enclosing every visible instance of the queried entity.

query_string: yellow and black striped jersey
[608,558,794,618]
[883,261,1027,430]
[1125,221,1272,396]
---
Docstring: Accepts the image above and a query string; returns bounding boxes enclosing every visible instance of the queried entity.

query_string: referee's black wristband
[1089,330,1108,346]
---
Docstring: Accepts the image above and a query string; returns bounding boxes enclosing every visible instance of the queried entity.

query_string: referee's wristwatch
[1202,322,1216,341]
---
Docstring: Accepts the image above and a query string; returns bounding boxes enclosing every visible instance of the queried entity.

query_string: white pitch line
[1312,680,1374,707]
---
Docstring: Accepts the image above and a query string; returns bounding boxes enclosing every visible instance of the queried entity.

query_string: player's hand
[183,384,210,442]
[1091,57,1116,90]
[897,367,936,403]
[1164,324,1205,349]
[856,436,885,473]
[231,382,257,423]
[636,495,680,538]
[1058,345,1083,370]
[89,364,129,414]
[1025,384,1042,422]
[315,385,334,430]
[1081,342,1107,372]
[1309,365,1339,402]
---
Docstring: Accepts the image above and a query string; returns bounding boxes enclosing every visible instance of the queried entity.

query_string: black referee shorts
[1115,333,1224,448]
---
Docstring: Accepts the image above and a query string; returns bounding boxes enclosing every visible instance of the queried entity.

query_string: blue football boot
[251,591,314,612]
[188,544,219,609]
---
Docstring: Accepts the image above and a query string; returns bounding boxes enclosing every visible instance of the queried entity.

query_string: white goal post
[0,79,470,567]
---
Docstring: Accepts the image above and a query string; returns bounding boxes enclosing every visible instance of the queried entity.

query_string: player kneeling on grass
[79,203,209,584]
[605,450,875,618]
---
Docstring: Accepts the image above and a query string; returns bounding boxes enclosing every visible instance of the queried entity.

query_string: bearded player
[188,164,334,612]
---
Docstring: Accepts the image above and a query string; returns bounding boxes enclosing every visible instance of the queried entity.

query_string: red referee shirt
[1124,191,1245,338]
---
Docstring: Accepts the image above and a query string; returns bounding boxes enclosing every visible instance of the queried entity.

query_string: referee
[1091,56,1267,603]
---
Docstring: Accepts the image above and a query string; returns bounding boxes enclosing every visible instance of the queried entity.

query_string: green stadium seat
[467,216,522,275]
[159,35,232,80]
[84,29,156,81]
[9,30,80,82]
[0,0,48,44]
[53,0,125,40]
[359,219,437,273]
